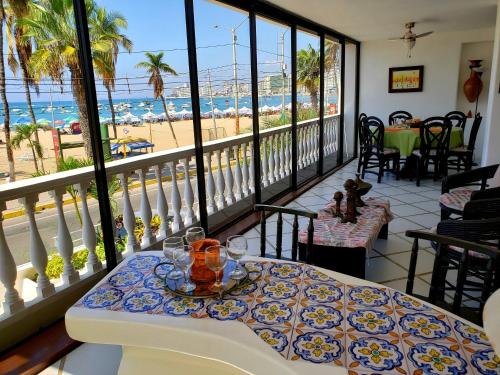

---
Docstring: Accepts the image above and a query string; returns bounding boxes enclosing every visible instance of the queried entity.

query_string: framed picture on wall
[388,65,424,93]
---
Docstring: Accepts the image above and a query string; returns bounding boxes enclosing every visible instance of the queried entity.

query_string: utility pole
[207,68,217,137]
[231,28,240,135]
[280,32,286,120]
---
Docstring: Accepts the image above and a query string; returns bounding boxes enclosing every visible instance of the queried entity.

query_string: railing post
[118,173,140,253]
[154,163,170,239]
[20,195,55,298]
[261,137,269,187]
[182,157,195,226]
[50,187,79,285]
[205,152,217,214]
[137,168,155,247]
[169,161,184,232]
[279,132,285,179]
[274,134,280,181]
[241,142,249,196]
[233,145,243,200]
[0,202,24,314]
[214,150,226,209]
[76,181,103,272]
[268,135,275,184]
[249,141,256,194]
[224,148,235,205]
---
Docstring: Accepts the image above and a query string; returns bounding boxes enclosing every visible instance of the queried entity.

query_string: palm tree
[135,52,179,148]
[10,123,43,173]
[5,0,44,171]
[21,0,130,158]
[0,0,15,181]
[91,7,132,139]
[325,40,340,110]
[297,44,320,110]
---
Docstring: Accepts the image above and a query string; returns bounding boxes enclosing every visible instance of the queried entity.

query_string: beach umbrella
[239,106,252,115]
[141,111,158,121]
[36,118,50,125]
[213,108,223,117]
[260,105,271,113]
[177,109,192,119]
[224,107,236,115]
[64,116,78,124]
[285,103,292,110]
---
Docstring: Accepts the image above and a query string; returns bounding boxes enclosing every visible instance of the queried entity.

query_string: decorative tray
[153,260,262,299]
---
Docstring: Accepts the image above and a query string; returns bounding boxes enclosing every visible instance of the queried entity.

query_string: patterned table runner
[439,188,474,212]
[75,255,499,374]
[299,197,393,252]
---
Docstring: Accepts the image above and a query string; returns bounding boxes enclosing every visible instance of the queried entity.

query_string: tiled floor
[41,159,446,374]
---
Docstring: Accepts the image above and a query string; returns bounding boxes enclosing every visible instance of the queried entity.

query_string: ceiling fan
[389,22,433,58]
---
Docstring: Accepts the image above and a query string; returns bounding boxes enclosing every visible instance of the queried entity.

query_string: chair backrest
[388,110,412,125]
[358,113,367,149]
[419,117,452,157]
[362,116,385,155]
[463,198,500,220]
[467,113,482,151]
[441,164,499,193]
[406,223,500,322]
[445,111,467,130]
[254,204,318,263]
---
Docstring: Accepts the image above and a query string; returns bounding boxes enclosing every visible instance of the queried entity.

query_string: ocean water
[0,94,337,127]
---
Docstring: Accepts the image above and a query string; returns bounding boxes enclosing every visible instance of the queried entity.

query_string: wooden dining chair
[360,116,400,183]
[388,110,412,125]
[412,117,452,186]
[406,220,500,325]
[445,111,467,130]
[356,113,368,173]
[254,204,318,264]
[447,113,482,171]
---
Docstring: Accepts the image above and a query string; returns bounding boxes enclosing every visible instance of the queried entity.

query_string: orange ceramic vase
[190,239,221,283]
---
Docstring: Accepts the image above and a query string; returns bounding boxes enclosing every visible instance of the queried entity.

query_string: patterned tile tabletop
[299,197,393,252]
[75,254,499,374]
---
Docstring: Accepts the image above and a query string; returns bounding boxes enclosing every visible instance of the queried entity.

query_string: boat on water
[167,101,176,111]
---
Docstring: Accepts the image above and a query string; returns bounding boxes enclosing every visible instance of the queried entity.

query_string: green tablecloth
[384,127,464,157]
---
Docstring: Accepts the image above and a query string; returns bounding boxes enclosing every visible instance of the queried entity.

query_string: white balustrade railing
[0,114,338,324]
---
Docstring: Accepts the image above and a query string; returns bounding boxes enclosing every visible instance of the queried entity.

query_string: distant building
[258,74,290,96]
[171,83,191,97]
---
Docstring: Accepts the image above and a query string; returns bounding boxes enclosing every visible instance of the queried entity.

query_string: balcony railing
[0,114,339,347]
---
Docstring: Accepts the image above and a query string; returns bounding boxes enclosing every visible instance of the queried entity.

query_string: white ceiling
[266,0,498,41]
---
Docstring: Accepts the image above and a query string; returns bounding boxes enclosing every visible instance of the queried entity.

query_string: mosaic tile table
[298,197,393,278]
[67,252,499,375]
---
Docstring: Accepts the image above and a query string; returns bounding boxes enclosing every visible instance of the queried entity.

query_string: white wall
[482,0,500,185]
[359,27,494,122]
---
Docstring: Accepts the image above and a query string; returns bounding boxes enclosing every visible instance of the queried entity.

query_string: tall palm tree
[297,44,320,110]
[91,7,132,139]
[325,40,340,109]
[135,52,179,148]
[5,0,44,171]
[21,0,130,158]
[10,123,43,173]
[0,0,15,181]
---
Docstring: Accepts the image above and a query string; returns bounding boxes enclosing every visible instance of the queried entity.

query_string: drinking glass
[174,245,196,292]
[205,245,228,292]
[226,235,247,280]
[163,236,184,280]
[185,227,205,245]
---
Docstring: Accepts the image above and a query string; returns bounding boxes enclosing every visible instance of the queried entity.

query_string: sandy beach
[0,116,255,182]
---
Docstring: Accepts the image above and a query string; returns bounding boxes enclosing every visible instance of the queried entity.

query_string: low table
[66,252,498,375]
[298,198,392,278]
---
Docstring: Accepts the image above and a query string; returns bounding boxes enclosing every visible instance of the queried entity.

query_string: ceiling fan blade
[388,37,404,41]
[415,31,433,38]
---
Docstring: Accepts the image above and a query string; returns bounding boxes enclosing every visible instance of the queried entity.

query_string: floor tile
[414,200,441,213]
[388,218,425,234]
[391,204,427,217]
[388,250,436,275]
[365,257,408,283]
[373,235,413,256]
[392,193,431,204]
[294,195,330,206]
[405,213,441,229]
[382,277,430,297]
[59,343,122,375]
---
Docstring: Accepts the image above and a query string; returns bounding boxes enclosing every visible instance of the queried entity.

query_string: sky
[3,0,320,103]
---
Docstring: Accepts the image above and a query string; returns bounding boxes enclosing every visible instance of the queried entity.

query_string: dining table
[66,252,499,375]
[384,127,464,157]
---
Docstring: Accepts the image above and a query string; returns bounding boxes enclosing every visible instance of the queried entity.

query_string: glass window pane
[296,29,320,185]
[343,41,358,161]
[257,16,292,202]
